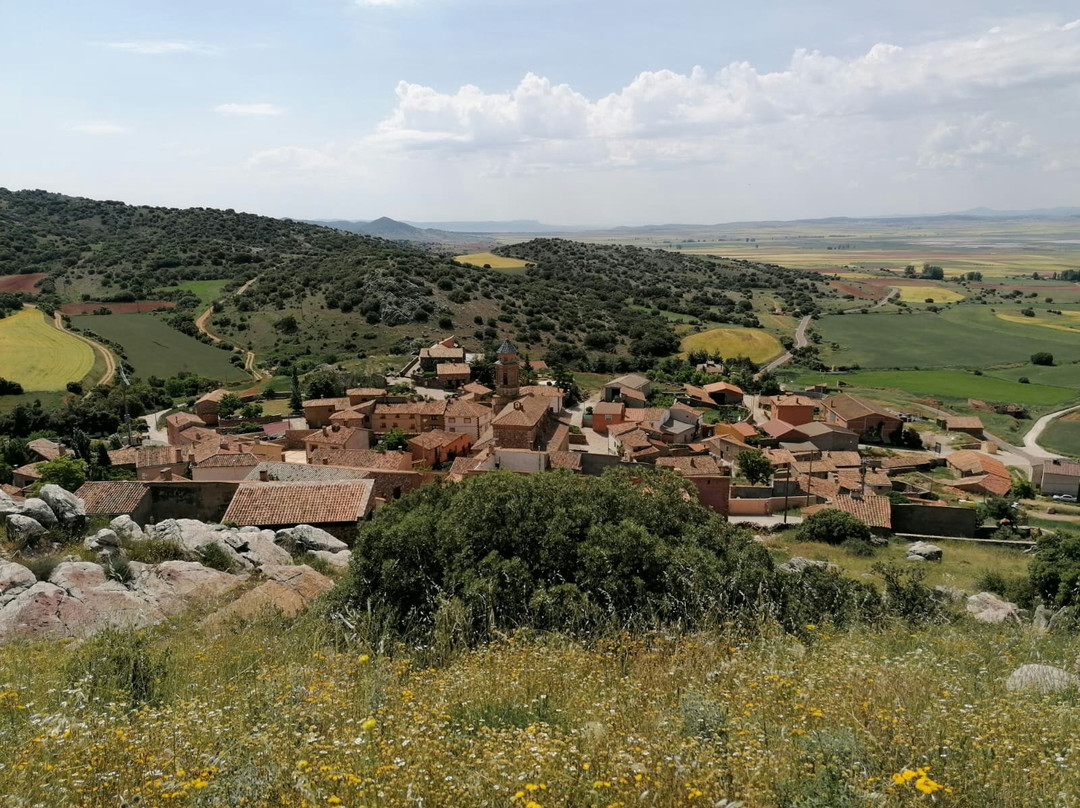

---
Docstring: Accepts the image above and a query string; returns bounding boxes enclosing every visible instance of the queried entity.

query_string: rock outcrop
[6,514,47,545]
[202,564,333,630]
[37,485,86,528]
[777,556,840,574]
[1005,664,1079,694]
[276,524,349,553]
[966,591,1021,624]
[906,542,942,562]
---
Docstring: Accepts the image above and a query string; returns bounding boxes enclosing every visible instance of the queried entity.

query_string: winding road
[1022,404,1080,459]
[193,277,264,380]
[24,303,118,387]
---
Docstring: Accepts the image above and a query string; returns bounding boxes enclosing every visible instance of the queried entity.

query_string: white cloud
[245,146,344,172]
[214,103,286,117]
[105,40,215,55]
[68,122,130,135]
[919,115,1037,169]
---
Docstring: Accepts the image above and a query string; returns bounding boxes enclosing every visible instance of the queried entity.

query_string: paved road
[1022,404,1080,459]
[140,408,171,444]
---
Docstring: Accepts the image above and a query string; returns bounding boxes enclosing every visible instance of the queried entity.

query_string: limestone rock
[202,564,333,631]
[6,514,47,545]
[933,585,966,603]
[277,524,348,553]
[906,542,942,561]
[37,484,86,527]
[85,528,121,552]
[966,591,1021,625]
[242,537,293,569]
[262,564,334,601]
[0,562,36,608]
[1005,664,1078,694]
[18,498,58,529]
[109,514,144,542]
[777,556,839,574]
[312,549,351,569]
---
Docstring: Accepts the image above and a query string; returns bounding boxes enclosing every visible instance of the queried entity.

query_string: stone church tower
[493,339,520,407]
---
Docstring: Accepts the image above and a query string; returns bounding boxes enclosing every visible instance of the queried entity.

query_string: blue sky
[1,1,1078,224]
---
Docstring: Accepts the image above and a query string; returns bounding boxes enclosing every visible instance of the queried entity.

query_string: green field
[0,309,95,391]
[816,369,1076,407]
[817,307,1080,369]
[70,313,249,383]
[989,362,1080,390]
[1036,415,1080,457]
[680,327,783,363]
[159,279,232,307]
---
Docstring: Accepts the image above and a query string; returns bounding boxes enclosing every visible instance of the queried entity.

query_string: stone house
[491,396,551,449]
[822,394,902,443]
[75,480,152,524]
[444,397,492,440]
[221,480,375,541]
[195,389,229,426]
[165,412,204,445]
[1032,458,1080,497]
[302,397,351,428]
[408,429,473,467]
[372,401,448,435]
[419,337,465,372]
[304,425,371,462]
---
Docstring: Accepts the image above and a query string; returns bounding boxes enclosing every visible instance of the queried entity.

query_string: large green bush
[795,509,872,546]
[331,469,885,642]
[1029,531,1080,608]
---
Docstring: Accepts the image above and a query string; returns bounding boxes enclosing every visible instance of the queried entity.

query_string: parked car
[1052,494,1078,502]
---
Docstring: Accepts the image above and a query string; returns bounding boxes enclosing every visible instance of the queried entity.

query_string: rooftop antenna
[117,364,133,447]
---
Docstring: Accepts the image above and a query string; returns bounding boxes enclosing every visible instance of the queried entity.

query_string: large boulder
[242,537,293,569]
[0,562,36,608]
[128,561,247,617]
[147,519,251,570]
[0,488,16,512]
[85,528,121,552]
[18,498,57,529]
[1005,664,1078,694]
[202,564,333,631]
[906,542,942,562]
[277,524,348,553]
[967,591,1021,625]
[6,514,47,545]
[262,564,334,601]
[109,514,144,543]
[37,484,86,528]
[311,549,351,569]
[777,556,840,574]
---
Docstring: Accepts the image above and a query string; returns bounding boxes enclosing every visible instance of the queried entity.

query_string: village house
[346,387,387,406]
[759,419,809,443]
[518,384,564,414]
[607,422,666,461]
[821,394,903,443]
[109,446,189,481]
[27,438,67,462]
[75,480,152,524]
[700,381,745,406]
[435,362,471,389]
[195,389,229,426]
[408,429,473,467]
[1032,458,1080,498]
[460,381,493,401]
[308,448,414,471]
[191,452,261,482]
[937,415,985,438]
[655,455,731,514]
[591,401,627,435]
[302,397,351,428]
[222,480,376,541]
[601,373,652,405]
[945,450,1012,497]
[165,411,205,445]
[372,400,448,435]
[443,396,492,440]
[304,425,371,462]
[491,396,552,450]
[802,494,893,535]
[713,421,759,442]
[797,421,860,452]
[419,336,466,373]
[329,400,376,430]
[769,393,818,426]
[701,432,754,463]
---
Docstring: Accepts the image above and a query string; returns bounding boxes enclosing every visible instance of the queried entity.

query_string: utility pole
[117,364,133,447]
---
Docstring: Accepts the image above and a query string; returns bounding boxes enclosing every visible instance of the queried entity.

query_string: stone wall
[144,481,241,524]
[892,503,979,538]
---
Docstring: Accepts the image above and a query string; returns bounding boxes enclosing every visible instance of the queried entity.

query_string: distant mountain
[305,216,496,247]
[950,206,1080,219]
[405,219,587,234]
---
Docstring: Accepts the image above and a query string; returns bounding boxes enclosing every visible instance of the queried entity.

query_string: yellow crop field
[0,309,94,390]
[680,327,783,363]
[997,309,1080,334]
[454,251,532,270]
[892,285,966,303]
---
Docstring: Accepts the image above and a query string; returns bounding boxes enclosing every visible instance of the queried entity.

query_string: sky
[1,1,1078,225]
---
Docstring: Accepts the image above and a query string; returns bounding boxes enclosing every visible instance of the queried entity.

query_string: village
[6,334,1075,545]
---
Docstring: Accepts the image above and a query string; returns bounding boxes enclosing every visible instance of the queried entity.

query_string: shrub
[841,537,875,557]
[329,470,885,643]
[197,542,237,573]
[874,563,946,623]
[1031,352,1054,366]
[63,628,170,708]
[24,556,61,582]
[795,509,872,547]
[974,570,1035,608]
[104,556,134,584]
[1029,531,1080,608]
[124,538,184,564]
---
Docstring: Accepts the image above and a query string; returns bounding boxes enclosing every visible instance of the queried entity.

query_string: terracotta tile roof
[702,381,744,395]
[619,387,648,402]
[375,400,448,416]
[75,480,149,515]
[408,429,466,450]
[548,451,582,470]
[625,407,667,424]
[1042,459,1080,477]
[306,426,363,447]
[655,455,727,475]
[943,416,984,431]
[702,434,751,452]
[760,419,806,439]
[27,438,63,460]
[196,388,229,405]
[0,483,23,500]
[12,462,44,480]
[223,480,374,526]
[593,401,625,416]
[347,387,385,397]
[606,373,651,391]
[805,477,840,500]
[804,494,892,529]
[420,342,465,359]
[878,452,934,470]
[793,458,837,475]
[309,448,413,470]
[109,445,184,468]
[771,393,817,407]
[950,473,1012,497]
[824,451,862,468]
[303,397,350,409]
[447,455,485,479]
[614,428,653,449]
[492,396,549,428]
[177,425,219,445]
[519,384,563,398]
[947,450,1009,481]
[246,462,371,483]
[823,393,898,422]
[198,452,259,469]
[436,362,471,376]
[799,421,856,438]
[445,397,490,418]
[462,382,492,396]
[682,385,711,402]
[165,412,203,428]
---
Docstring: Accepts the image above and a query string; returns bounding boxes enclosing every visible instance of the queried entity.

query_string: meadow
[455,251,533,271]
[2,606,1079,807]
[811,369,1076,407]
[69,313,250,383]
[816,307,1080,369]
[891,284,966,304]
[159,279,233,307]
[996,309,1080,335]
[1036,413,1080,457]
[680,327,783,363]
[0,309,94,391]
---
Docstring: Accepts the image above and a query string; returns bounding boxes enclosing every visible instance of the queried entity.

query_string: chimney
[159,468,170,481]
[259,468,269,482]
[322,426,330,436]
[57,443,66,457]
[332,424,340,433]
[514,401,524,410]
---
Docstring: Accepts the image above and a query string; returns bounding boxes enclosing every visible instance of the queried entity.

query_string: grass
[160,279,232,307]
[1036,415,1080,457]
[989,362,1080,390]
[454,251,532,271]
[821,369,1076,407]
[2,606,1080,806]
[0,309,94,391]
[891,284,966,303]
[816,307,1080,369]
[680,327,783,363]
[996,309,1080,335]
[69,313,250,383]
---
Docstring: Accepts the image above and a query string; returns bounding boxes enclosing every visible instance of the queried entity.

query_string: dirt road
[193,277,264,380]
[51,309,117,387]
